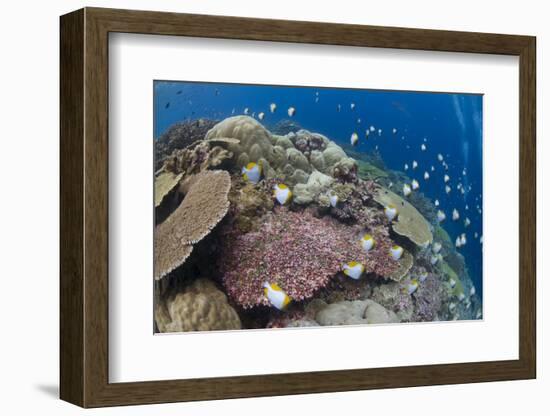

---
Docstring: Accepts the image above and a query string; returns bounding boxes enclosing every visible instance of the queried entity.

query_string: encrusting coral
[315,299,399,326]
[155,278,241,332]
[154,170,231,280]
[373,186,433,247]
[218,207,399,308]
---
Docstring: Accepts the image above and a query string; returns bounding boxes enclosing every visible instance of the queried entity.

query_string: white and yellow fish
[455,236,463,248]
[452,208,460,221]
[350,132,359,146]
[337,104,342,112]
[329,193,339,208]
[464,217,471,227]
[263,282,291,311]
[449,278,457,288]
[411,179,419,190]
[431,165,435,172]
[392,128,397,134]
[244,107,250,115]
[404,163,409,171]
[460,233,467,246]
[444,174,450,183]
[424,171,430,180]
[430,255,439,265]
[342,261,365,280]
[458,292,466,302]
[421,143,427,151]
[432,242,442,254]
[437,153,444,162]
[412,160,418,169]
[434,199,439,207]
[378,128,382,136]
[270,103,277,113]
[365,130,370,138]
[287,107,296,117]
[419,272,428,283]
[407,279,419,295]
[242,162,262,184]
[384,204,398,221]
[350,102,356,110]
[357,118,361,124]
[390,245,404,261]
[361,234,375,252]
[258,112,265,121]
[470,286,476,296]
[437,210,446,223]
[273,183,292,205]
[403,183,412,197]
[445,185,451,194]
[474,232,479,239]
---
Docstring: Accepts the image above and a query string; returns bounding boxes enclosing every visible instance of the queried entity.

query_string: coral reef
[154,170,231,280]
[152,114,480,332]
[155,278,241,332]
[218,207,398,308]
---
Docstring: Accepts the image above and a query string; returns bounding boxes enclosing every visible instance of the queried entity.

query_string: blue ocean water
[154,81,483,299]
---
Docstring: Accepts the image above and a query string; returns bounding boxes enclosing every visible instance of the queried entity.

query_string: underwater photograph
[153,81,483,334]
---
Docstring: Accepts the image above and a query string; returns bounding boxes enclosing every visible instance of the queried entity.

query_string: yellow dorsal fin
[363,234,373,241]
[246,162,257,170]
[271,283,283,292]
[392,245,401,251]
[348,261,359,267]
[278,183,288,190]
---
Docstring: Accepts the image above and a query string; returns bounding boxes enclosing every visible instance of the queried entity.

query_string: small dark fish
[165,102,170,109]
[176,90,182,95]
[215,89,220,96]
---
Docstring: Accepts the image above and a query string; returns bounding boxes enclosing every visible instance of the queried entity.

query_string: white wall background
[0,0,545,414]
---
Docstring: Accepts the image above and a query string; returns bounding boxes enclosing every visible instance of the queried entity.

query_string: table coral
[373,186,433,247]
[219,207,398,308]
[154,170,231,280]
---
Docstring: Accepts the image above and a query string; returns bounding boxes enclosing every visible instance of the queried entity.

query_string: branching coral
[155,118,218,170]
[154,170,231,280]
[155,278,241,332]
[218,207,398,308]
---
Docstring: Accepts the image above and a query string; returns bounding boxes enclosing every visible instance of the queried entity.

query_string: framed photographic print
[60,7,536,408]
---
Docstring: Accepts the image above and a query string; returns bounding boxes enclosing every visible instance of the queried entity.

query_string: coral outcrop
[155,278,241,332]
[154,170,231,280]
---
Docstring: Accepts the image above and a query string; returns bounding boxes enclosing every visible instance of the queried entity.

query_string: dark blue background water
[154,81,483,299]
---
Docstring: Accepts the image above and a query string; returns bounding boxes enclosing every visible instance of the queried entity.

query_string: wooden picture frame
[60,7,536,408]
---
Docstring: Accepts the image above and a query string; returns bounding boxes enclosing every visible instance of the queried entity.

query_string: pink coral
[219,207,398,308]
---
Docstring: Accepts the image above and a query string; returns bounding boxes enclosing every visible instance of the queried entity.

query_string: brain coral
[373,186,433,246]
[218,207,398,308]
[205,116,281,168]
[154,170,231,280]
[155,278,241,332]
